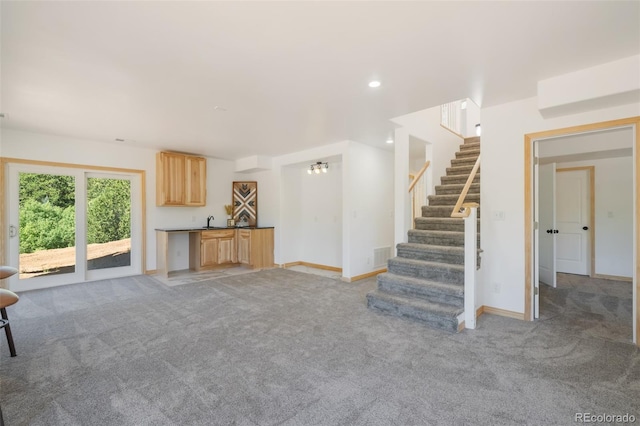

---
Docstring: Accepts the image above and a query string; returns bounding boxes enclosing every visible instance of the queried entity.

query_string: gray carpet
[0,269,638,425]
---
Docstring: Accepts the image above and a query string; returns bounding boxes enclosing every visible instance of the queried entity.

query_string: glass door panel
[18,172,77,280]
[86,177,132,271]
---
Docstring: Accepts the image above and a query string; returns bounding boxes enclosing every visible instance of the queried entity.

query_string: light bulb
[314,167,320,174]
[322,166,328,173]
[307,168,312,175]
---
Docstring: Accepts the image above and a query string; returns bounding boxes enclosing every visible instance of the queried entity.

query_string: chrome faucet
[207,215,214,228]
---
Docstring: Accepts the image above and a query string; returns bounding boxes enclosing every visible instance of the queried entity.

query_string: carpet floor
[0,269,638,425]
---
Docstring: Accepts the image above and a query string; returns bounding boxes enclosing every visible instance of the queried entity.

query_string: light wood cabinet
[185,155,206,206]
[237,228,273,269]
[200,237,218,268]
[157,151,206,206]
[217,234,237,264]
[237,230,251,265]
[189,229,236,271]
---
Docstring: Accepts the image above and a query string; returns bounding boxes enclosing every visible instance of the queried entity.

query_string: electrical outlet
[191,216,196,222]
[492,211,505,221]
[176,250,181,257]
[492,282,501,293]
[367,257,371,265]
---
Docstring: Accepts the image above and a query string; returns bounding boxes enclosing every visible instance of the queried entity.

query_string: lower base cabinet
[189,228,273,271]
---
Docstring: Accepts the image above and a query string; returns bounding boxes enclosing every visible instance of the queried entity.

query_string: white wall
[344,142,394,277]
[244,140,393,278]
[300,162,342,267]
[0,129,240,272]
[481,97,640,314]
[554,157,633,278]
[391,105,462,247]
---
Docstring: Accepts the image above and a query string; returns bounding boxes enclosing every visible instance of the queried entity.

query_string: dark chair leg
[0,308,16,357]
[0,403,5,426]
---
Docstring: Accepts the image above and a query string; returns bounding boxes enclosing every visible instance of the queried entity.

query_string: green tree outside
[19,173,131,253]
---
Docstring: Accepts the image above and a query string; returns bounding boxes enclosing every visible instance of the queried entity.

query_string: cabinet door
[201,238,218,267]
[157,152,185,206]
[237,230,251,265]
[218,237,236,264]
[185,156,206,206]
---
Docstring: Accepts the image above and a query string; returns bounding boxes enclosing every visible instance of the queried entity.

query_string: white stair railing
[440,100,463,137]
[463,205,478,329]
[451,155,481,330]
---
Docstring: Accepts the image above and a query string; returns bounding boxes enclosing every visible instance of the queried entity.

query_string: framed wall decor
[232,181,258,227]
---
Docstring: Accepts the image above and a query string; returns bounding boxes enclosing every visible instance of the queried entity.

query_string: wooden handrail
[451,155,480,218]
[408,161,430,193]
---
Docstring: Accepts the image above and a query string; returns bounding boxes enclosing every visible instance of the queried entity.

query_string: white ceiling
[2,1,639,160]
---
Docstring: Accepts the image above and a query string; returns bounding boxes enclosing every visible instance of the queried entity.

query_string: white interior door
[538,163,557,287]
[556,169,590,275]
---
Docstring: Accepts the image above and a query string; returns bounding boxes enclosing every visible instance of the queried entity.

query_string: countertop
[155,226,274,232]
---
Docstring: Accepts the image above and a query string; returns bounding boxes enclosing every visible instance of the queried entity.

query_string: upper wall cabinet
[156,152,207,206]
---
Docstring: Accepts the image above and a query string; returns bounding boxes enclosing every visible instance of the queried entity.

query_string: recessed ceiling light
[115,138,125,142]
[386,139,394,144]
[214,106,227,111]
[0,113,5,118]
[368,81,381,88]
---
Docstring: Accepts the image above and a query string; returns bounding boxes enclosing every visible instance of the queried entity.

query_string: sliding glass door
[7,164,142,291]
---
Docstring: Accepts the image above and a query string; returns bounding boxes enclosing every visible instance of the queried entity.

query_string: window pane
[87,177,131,270]
[18,172,76,279]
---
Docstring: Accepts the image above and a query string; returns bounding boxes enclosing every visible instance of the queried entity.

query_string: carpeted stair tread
[387,257,464,284]
[414,217,479,231]
[435,180,480,190]
[408,229,479,247]
[441,174,480,185]
[464,136,480,144]
[428,193,480,206]
[446,165,480,175]
[451,156,478,166]
[459,141,480,151]
[366,290,461,332]
[421,205,481,218]
[397,242,465,264]
[455,149,480,159]
[377,273,464,306]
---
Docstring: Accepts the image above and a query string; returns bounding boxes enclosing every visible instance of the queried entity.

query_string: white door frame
[524,117,639,347]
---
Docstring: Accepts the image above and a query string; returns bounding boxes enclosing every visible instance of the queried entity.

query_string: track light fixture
[307,161,329,175]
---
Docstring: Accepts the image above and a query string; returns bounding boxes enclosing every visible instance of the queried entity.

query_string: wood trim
[481,306,525,320]
[439,123,464,139]
[593,273,633,282]
[345,268,386,282]
[281,261,342,273]
[451,155,481,218]
[0,157,147,277]
[408,161,430,193]
[0,157,145,174]
[556,166,595,277]
[523,116,640,347]
[145,269,157,275]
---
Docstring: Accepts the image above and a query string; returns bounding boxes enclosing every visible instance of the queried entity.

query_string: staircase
[367,136,480,332]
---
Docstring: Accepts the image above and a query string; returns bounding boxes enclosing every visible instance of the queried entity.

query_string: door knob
[546,229,552,234]
[554,229,559,233]
[582,226,589,230]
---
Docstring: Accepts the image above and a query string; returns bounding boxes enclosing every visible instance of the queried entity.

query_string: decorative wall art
[232,181,258,227]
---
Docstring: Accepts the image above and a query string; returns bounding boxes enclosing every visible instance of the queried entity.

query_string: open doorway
[524,117,640,346]
[534,130,633,342]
